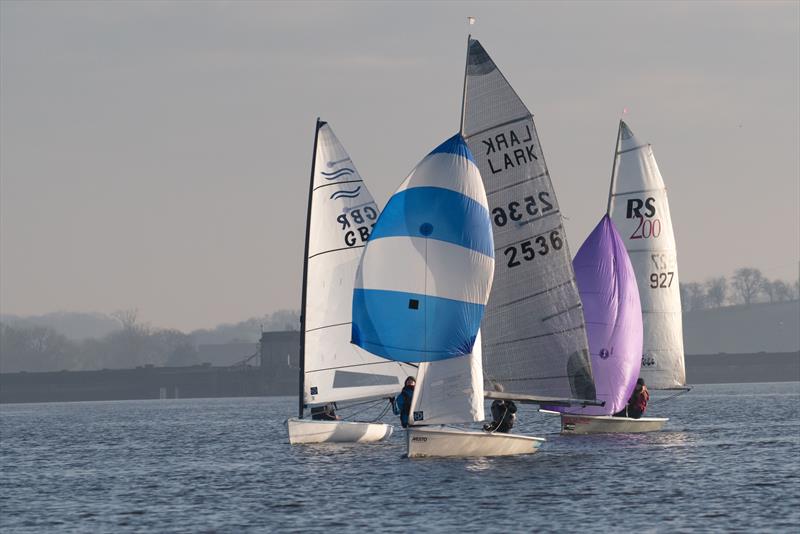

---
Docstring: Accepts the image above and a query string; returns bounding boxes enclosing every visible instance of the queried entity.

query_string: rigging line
[485,401,513,434]
[459,33,470,135]
[463,114,532,141]
[648,387,691,405]
[487,374,574,383]
[517,211,561,228]
[541,303,583,322]
[616,143,649,155]
[335,397,384,412]
[486,171,548,196]
[424,237,428,356]
[298,117,323,419]
[369,400,393,423]
[483,324,584,348]
[340,398,385,421]
[497,279,576,309]
[306,361,406,374]
[308,245,365,260]
[305,321,351,334]
[627,248,675,253]
[606,120,623,214]
[312,179,363,192]
[609,187,664,197]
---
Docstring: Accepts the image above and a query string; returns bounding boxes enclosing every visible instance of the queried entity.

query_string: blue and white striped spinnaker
[351,134,494,363]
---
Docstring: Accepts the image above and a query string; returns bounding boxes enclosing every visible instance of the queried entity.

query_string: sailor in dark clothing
[614,378,650,419]
[392,377,416,428]
[627,378,649,419]
[484,399,517,433]
[310,403,339,421]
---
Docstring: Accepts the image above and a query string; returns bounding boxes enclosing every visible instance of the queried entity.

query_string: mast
[606,120,623,215]
[298,118,323,419]
[459,35,471,135]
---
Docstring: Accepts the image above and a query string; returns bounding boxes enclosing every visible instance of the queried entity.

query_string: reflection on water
[1,382,798,532]
[464,457,492,472]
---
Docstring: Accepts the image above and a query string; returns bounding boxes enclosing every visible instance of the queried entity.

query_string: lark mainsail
[461,38,598,406]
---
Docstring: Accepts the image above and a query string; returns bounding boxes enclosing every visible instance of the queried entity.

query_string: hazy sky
[1,1,798,332]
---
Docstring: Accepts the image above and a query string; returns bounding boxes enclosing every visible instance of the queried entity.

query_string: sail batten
[608,120,685,389]
[462,38,595,401]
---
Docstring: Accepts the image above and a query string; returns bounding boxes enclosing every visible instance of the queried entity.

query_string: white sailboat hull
[406,426,545,458]
[557,413,668,434]
[287,418,393,444]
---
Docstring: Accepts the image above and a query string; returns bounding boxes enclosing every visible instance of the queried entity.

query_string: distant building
[259,330,299,395]
[197,342,259,366]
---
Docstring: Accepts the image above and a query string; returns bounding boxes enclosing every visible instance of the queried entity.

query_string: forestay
[351,134,494,363]
[303,120,413,406]
[607,120,685,388]
[551,216,643,415]
[461,38,595,400]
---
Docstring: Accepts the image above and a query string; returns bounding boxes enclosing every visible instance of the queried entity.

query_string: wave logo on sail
[599,348,610,360]
[330,186,361,201]
[322,167,355,180]
[322,159,355,181]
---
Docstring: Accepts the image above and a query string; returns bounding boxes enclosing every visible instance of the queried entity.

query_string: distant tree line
[0,309,299,374]
[680,267,799,312]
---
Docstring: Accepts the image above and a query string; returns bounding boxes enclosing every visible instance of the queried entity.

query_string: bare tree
[680,282,706,311]
[761,280,777,303]
[732,268,764,306]
[771,280,792,302]
[112,309,139,331]
[705,277,727,308]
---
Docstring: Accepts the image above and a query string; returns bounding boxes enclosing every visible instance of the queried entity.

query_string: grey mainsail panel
[462,39,595,400]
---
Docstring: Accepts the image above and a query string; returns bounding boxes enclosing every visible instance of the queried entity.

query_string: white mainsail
[301,120,413,411]
[461,38,595,401]
[409,332,485,426]
[607,120,685,389]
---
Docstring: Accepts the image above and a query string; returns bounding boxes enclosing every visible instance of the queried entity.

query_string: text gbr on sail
[337,204,378,247]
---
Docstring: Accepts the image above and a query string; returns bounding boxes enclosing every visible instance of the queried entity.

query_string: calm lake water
[1,382,798,532]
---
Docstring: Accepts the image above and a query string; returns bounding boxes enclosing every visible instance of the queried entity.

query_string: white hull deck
[287,418,393,444]
[540,410,668,434]
[406,426,545,458]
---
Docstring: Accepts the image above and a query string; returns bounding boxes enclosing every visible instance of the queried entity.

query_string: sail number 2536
[491,192,553,227]
[504,231,563,268]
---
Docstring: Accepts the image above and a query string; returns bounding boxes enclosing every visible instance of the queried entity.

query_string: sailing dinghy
[461,38,601,410]
[351,134,542,457]
[287,119,414,445]
[541,215,668,434]
[607,120,688,392]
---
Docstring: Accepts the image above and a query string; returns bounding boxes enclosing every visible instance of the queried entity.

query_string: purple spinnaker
[556,215,642,415]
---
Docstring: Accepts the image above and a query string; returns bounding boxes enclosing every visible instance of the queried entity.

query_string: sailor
[310,403,339,421]
[626,378,650,419]
[391,377,415,428]
[483,384,517,433]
